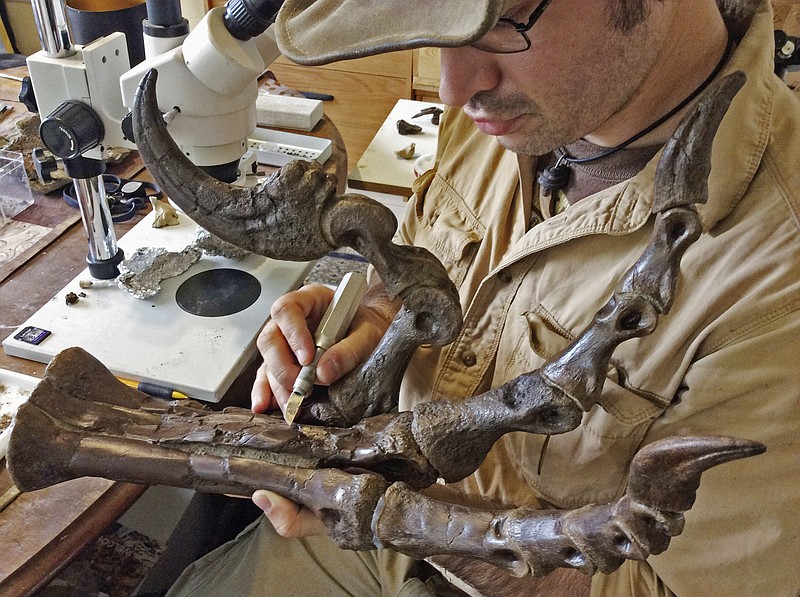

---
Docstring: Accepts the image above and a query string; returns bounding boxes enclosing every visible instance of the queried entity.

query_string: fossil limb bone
[9,347,437,492]
[540,71,745,410]
[6,71,765,577]
[376,435,763,576]
[7,352,763,568]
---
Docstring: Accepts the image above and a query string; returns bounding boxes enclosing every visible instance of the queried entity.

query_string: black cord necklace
[537,33,734,194]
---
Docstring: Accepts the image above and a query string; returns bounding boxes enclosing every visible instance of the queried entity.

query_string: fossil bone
[396,119,423,135]
[6,70,766,578]
[193,227,251,260]
[150,195,180,228]
[9,347,763,568]
[395,143,416,159]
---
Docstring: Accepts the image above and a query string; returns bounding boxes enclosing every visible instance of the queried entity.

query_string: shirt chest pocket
[504,308,668,508]
[412,176,484,289]
[501,307,574,380]
[519,386,665,508]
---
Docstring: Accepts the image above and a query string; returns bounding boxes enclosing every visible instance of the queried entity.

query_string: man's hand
[252,279,399,415]
[251,276,400,539]
[253,490,328,537]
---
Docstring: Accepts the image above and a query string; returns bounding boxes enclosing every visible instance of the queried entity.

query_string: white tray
[2,209,312,403]
[247,128,332,167]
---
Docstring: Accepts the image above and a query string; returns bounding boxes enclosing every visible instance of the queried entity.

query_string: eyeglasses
[471,0,554,54]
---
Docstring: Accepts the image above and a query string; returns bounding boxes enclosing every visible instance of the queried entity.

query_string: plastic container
[0,150,34,224]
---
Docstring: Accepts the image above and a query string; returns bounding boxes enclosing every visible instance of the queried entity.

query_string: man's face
[438,0,674,155]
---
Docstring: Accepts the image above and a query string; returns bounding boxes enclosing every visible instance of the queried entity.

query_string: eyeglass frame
[471,0,555,54]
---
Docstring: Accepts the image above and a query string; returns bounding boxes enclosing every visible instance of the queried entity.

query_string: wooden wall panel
[273,53,412,82]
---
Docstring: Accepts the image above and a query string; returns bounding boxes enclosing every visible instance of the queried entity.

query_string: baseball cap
[274,0,513,65]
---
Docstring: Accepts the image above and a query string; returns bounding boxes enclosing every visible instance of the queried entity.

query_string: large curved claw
[653,71,746,211]
[132,68,340,261]
[562,436,765,574]
[626,435,765,512]
[133,69,464,425]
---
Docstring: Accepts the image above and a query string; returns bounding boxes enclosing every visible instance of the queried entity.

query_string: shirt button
[497,270,512,284]
[461,350,478,367]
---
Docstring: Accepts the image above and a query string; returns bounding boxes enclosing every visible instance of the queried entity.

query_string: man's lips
[467,112,526,136]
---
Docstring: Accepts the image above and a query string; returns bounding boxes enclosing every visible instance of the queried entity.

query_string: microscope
[26,0,284,278]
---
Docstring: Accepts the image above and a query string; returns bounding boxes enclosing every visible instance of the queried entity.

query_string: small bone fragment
[396,120,422,135]
[150,196,180,228]
[395,143,416,159]
[411,106,443,125]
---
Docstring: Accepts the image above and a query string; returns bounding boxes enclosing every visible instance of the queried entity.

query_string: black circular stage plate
[175,268,261,317]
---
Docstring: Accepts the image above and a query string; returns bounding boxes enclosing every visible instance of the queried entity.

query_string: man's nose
[438,46,501,107]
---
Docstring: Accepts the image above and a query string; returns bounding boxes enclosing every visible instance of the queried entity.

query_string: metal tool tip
[284,391,304,425]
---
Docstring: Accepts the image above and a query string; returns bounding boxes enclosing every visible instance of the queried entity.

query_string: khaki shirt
[396,2,800,595]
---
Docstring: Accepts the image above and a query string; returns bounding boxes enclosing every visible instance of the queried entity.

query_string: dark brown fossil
[397,119,423,135]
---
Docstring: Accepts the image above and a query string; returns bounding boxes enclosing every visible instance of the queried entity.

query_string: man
[169,0,800,595]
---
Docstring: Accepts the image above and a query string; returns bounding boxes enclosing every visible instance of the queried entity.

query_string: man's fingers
[270,286,333,365]
[255,284,384,410]
[267,369,292,412]
[252,490,327,538]
[316,334,369,384]
[256,322,303,399]
[251,362,275,413]
[316,307,389,384]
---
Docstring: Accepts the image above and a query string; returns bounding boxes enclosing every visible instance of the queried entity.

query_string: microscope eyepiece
[224,0,284,40]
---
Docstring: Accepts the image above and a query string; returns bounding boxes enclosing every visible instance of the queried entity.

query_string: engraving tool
[284,272,368,424]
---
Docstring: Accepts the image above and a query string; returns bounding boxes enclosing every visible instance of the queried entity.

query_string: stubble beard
[465,64,646,157]
[465,91,576,156]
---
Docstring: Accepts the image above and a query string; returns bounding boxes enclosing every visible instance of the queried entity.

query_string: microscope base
[87,247,125,280]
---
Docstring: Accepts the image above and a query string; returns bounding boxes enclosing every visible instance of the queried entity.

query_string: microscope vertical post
[30,0,74,58]
[29,0,125,279]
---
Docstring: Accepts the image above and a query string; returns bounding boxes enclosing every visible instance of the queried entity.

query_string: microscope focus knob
[39,100,105,160]
[19,76,38,113]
